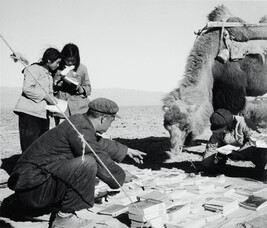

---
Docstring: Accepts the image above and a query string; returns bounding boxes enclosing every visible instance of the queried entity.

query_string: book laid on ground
[239,195,267,211]
[154,173,187,186]
[227,192,248,203]
[128,198,166,216]
[130,214,168,228]
[203,196,239,215]
[179,176,209,187]
[128,209,167,222]
[136,190,171,203]
[235,185,267,197]
[212,186,235,197]
[165,214,206,228]
[167,190,201,207]
[253,187,267,198]
[250,133,267,148]
[166,203,190,221]
[129,211,169,223]
[98,204,128,217]
[128,198,167,228]
[184,182,215,194]
[154,184,186,194]
[216,145,240,155]
[110,194,138,206]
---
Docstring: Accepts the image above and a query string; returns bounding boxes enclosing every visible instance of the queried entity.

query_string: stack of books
[184,182,215,194]
[166,203,190,221]
[136,190,172,204]
[239,195,267,211]
[98,204,128,217]
[203,196,239,216]
[178,176,216,195]
[239,188,267,211]
[128,198,168,228]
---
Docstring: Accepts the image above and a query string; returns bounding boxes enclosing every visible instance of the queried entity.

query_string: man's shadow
[0,193,51,223]
[1,154,21,175]
[117,136,171,169]
[1,137,265,225]
[0,219,13,228]
[118,136,205,174]
[118,136,266,181]
[1,154,52,222]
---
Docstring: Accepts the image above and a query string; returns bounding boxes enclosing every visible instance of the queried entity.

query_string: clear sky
[0,0,266,92]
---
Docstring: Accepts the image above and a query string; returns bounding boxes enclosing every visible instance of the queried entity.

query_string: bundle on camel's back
[163,5,267,154]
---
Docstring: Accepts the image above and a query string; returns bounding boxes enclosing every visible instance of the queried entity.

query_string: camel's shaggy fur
[163,5,267,153]
[243,96,267,128]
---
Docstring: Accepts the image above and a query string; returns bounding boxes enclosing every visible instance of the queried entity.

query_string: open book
[46,99,68,113]
[98,204,128,217]
[62,76,79,86]
[216,145,240,155]
[250,133,267,148]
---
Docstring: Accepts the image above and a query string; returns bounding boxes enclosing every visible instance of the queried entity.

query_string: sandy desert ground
[0,106,267,228]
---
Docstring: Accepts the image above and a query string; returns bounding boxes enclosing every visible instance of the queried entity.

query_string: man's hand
[127,148,146,164]
[10,52,29,65]
[124,170,138,183]
[76,85,85,95]
[60,65,75,76]
[55,79,64,87]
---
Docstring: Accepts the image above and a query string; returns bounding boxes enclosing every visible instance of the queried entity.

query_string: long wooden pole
[206,22,267,28]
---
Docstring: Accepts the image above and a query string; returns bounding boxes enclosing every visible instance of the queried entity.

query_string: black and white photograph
[1,0,267,227]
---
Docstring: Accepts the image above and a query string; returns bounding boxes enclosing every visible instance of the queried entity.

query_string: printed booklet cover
[216,145,240,155]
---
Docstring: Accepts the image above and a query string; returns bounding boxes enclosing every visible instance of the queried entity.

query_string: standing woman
[14,48,61,152]
[53,43,91,125]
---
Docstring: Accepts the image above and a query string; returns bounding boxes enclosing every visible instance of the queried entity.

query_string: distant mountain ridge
[0,86,166,108]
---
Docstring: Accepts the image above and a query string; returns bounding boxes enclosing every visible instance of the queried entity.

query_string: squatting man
[7,98,146,228]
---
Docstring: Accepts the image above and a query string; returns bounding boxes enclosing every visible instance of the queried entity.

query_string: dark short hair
[86,109,116,120]
[60,43,80,71]
[86,109,105,118]
[41,48,61,65]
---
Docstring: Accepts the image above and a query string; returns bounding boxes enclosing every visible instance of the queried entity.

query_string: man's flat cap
[89,98,120,118]
[210,109,233,131]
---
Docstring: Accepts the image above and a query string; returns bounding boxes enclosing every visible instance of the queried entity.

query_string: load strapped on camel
[162,5,267,154]
[200,16,267,63]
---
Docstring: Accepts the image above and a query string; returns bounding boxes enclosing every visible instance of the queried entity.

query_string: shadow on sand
[117,136,171,168]
[1,154,21,176]
[0,137,265,225]
[1,136,265,183]
[117,136,266,181]
[0,219,13,228]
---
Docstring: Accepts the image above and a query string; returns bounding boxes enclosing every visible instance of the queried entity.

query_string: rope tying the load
[0,34,151,227]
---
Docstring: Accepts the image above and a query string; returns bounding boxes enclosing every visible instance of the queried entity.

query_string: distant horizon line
[0,85,169,94]
[0,86,167,108]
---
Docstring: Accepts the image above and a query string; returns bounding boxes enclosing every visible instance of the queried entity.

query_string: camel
[163,5,267,154]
